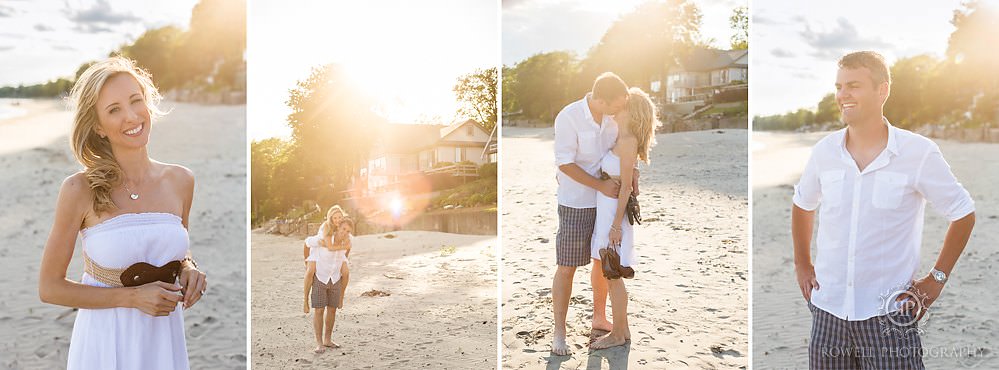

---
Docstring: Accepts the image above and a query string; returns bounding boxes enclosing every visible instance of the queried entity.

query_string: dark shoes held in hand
[599,248,635,280]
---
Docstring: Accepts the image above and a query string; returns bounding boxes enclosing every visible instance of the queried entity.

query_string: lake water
[0,98,28,121]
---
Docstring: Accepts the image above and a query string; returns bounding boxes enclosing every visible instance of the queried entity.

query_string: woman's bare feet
[312,345,325,354]
[591,317,613,333]
[589,332,627,350]
[323,341,340,348]
[551,333,571,356]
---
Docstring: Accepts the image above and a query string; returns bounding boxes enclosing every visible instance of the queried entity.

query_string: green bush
[478,162,497,179]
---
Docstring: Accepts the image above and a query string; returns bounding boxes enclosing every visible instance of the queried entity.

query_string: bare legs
[309,294,342,351]
[306,261,343,352]
[303,263,316,313]
[312,307,325,353]
[590,277,629,349]
[338,262,349,307]
[590,259,612,332]
[323,307,339,348]
[552,265,577,355]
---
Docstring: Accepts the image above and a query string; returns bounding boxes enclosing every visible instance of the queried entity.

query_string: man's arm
[792,204,819,302]
[558,164,619,198]
[901,212,974,319]
[903,144,977,319]
[932,212,975,275]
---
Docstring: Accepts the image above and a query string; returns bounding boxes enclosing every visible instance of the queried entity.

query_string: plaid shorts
[809,303,924,369]
[555,205,596,267]
[310,275,343,309]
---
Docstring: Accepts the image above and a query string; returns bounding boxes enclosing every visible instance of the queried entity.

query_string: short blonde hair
[624,88,660,164]
[69,56,164,214]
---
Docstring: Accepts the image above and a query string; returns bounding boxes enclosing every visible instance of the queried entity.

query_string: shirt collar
[836,117,899,174]
[582,93,596,125]
[836,117,898,155]
[884,117,899,156]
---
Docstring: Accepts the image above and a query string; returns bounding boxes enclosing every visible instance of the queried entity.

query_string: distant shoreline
[0,98,72,156]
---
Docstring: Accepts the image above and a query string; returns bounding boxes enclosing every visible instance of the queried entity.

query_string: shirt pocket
[873,171,909,209]
[819,170,845,208]
[578,131,598,156]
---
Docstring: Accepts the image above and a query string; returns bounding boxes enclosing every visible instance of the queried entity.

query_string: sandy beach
[0,100,247,369]
[0,99,75,156]
[250,230,498,369]
[752,130,999,368]
[501,127,749,369]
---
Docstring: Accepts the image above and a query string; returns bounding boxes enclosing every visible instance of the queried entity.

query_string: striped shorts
[555,205,596,267]
[809,303,924,369]
[311,276,344,309]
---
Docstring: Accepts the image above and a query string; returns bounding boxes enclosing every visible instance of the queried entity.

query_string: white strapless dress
[590,151,635,266]
[67,213,190,370]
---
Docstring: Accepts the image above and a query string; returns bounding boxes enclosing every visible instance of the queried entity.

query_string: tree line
[755,1,999,131]
[0,0,246,98]
[503,1,748,123]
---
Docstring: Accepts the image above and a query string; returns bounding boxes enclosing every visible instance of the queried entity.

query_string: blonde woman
[37,57,207,369]
[589,87,660,350]
[302,205,346,262]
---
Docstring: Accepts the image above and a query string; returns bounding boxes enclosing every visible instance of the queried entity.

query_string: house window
[455,147,463,162]
[466,125,473,136]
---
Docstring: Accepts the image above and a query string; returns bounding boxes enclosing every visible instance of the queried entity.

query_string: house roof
[373,124,443,155]
[677,48,748,73]
[440,118,488,138]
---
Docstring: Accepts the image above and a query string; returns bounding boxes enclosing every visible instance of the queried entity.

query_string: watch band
[930,268,948,284]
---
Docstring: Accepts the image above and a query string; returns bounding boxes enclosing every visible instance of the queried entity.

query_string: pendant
[130,193,139,200]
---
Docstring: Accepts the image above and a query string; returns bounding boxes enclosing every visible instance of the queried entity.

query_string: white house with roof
[365,119,493,192]
[653,48,748,114]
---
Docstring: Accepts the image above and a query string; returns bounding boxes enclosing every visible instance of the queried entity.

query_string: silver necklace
[123,177,139,200]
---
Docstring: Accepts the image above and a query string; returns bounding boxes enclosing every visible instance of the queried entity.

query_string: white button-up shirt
[793,120,974,320]
[554,95,618,208]
[305,226,352,284]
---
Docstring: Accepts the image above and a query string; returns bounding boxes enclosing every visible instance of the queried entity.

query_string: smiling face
[93,73,151,149]
[329,210,344,225]
[835,66,889,126]
[339,221,353,235]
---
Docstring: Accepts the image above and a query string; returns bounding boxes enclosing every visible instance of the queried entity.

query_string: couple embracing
[551,72,660,354]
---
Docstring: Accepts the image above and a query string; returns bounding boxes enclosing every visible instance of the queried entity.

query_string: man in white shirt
[550,72,629,355]
[792,51,976,368]
[303,220,352,353]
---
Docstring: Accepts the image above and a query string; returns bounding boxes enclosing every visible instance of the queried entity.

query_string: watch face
[933,271,946,282]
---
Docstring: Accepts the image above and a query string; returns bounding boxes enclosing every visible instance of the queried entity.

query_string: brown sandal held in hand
[599,248,622,280]
[618,265,635,279]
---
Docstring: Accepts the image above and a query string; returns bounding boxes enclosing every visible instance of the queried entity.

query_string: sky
[247,0,500,141]
[502,0,743,66]
[0,0,198,87]
[751,0,966,116]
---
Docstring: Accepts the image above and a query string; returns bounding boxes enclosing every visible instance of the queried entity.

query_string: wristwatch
[930,268,948,284]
